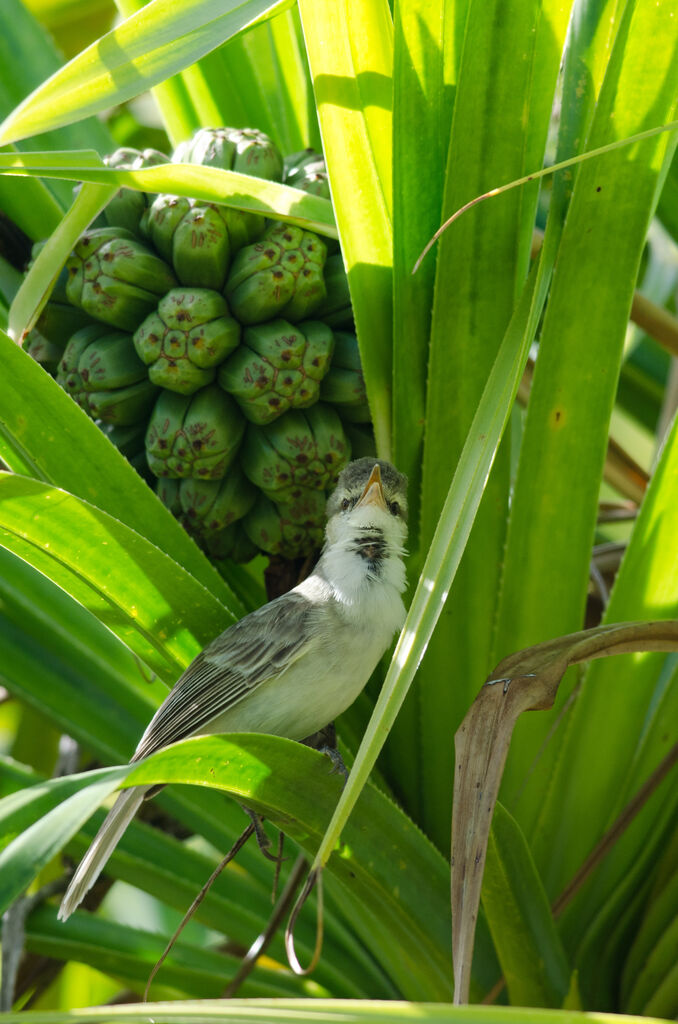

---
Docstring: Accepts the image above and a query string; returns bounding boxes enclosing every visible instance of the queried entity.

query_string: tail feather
[58,785,150,921]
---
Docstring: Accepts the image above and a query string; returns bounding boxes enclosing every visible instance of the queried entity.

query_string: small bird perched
[59,457,408,920]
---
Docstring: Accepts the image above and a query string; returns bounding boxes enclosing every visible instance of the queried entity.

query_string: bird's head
[322,458,408,588]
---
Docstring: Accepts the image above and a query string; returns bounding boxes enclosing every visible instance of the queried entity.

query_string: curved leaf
[0,0,294,145]
[0,473,236,682]
[482,802,569,1008]
[0,545,166,762]
[0,757,378,998]
[0,153,337,237]
[0,734,454,1000]
[25,906,307,999]
[0,766,127,906]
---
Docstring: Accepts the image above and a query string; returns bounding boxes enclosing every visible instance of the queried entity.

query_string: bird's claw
[242,806,281,861]
[319,745,349,787]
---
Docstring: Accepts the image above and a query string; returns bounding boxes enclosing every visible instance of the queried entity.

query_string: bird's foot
[242,806,280,862]
[301,722,349,786]
[319,744,349,786]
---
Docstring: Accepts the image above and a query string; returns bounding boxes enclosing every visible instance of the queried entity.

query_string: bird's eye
[389,501,400,517]
[341,497,351,511]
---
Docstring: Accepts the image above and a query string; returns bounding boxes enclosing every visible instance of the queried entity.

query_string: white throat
[314,504,407,627]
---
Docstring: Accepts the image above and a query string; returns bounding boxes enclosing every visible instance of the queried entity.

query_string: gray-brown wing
[132,591,317,761]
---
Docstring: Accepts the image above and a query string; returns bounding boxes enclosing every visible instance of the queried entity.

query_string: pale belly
[203,619,393,742]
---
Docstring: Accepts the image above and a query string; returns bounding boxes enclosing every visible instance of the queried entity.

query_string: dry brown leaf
[451,619,678,1004]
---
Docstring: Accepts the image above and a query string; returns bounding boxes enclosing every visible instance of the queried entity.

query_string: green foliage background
[0,0,677,1021]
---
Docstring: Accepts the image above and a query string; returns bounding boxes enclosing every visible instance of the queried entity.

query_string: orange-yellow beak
[356,463,387,511]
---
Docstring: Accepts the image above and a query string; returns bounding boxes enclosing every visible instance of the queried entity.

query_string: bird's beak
[356,463,387,511]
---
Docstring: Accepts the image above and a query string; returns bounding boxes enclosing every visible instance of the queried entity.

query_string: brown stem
[222,853,308,998]
[144,823,255,1001]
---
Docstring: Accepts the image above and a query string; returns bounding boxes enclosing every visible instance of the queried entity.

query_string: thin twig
[223,853,308,998]
[271,831,285,905]
[551,740,678,917]
[143,823,255,1002]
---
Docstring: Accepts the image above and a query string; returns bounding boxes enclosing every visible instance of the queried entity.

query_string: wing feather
[132,591,316,761]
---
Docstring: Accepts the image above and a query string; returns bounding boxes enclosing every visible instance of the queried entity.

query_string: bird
[58,457,408,920]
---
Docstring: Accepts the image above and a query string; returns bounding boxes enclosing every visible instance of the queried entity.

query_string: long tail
[58,785,150,921]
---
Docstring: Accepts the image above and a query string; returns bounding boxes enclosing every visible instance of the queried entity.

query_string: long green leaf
[482,803,569,1008]
[0,759,375,998]
[310,256,542,889]
[0,545,167,763]
[299,0,394,458]
[0,473,236,683]
[0,0,294,145]
[25,906,306,999]
[0,153,336,237]
[0,0,113,214]
[113,0,204,147]
[0,999,672,1023]
[0,767,127,905]
[8,180,116,341]
[0,145,65,240]
[622,832,678,1011]
[397,0,573,848]
[183,7,319,155]
[531,409,678,903]
[391,0,461,545]
[498,0,678,824]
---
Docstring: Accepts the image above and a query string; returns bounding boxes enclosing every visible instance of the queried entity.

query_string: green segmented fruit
[313,253,353,328]
[283,149,330,199]
[87,379,160,425]
[56,323,111,410]
[78,331,147,391]
[144,194,265,290]
[134,288,240,395]
[240,403,351,503]
[103,147,168,237]
[173,126,283,182]
[27,242,95,348]
[156,477,182,515]
[57,325,159,425]
[225,222,327,325]
[217,318,334,424]
[319,331,370,422]
[177,466,256,533]
[145,384,245,479]
[157,472,258,562]
[65,227,177,331]
[23,331,64,373]
[243,489,326,558]
[283,149,320,178]
[208,522,259,563]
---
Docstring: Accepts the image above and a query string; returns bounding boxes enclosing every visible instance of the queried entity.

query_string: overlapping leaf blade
[0,0,295,144]
[496,0,678,818]
[299,0,394,457]
[0,734,454,999]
